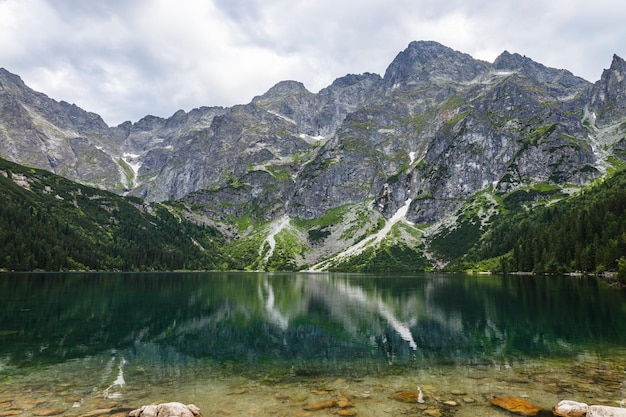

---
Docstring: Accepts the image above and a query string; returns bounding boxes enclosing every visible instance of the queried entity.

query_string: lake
[0,272,625,416]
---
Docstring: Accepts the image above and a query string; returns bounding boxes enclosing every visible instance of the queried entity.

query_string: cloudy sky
[1,0,624,126]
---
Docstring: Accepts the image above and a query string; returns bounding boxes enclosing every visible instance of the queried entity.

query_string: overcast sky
[1,0,624,126]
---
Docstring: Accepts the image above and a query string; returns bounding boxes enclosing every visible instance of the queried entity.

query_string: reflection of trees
[254,273,626,365]
[250,274,479,365]
[1,273,625,373]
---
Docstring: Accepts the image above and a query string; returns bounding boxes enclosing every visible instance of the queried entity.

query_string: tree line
[467,169,626,280]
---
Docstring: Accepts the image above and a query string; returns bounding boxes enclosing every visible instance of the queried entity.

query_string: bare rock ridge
[589,54,626,127]
[1,40,626,269]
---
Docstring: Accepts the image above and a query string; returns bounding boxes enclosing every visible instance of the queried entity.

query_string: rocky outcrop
[0,68,121,189]
[589,54,626,127]
[251,74,380,138]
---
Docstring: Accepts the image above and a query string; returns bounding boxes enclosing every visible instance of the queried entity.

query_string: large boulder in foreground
[128,402,202,417]
[553,400,588,417]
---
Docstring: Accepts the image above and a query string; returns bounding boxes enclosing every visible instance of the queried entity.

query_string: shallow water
[0,272,625,416]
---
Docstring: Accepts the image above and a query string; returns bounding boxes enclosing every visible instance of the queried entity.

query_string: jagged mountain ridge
[2,40,626,270]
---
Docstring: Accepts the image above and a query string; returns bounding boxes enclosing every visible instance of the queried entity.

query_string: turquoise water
[0,272,625,416]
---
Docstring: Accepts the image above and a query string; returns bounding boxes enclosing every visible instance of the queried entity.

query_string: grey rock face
[183,169,293,222]
[291,42,600,223]
[589,54,626,127]
[0,41,623,231]
[383,40,490,88]
[0,68,120,189]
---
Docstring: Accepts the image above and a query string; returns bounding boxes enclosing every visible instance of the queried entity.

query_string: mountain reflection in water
[1,272,625,378]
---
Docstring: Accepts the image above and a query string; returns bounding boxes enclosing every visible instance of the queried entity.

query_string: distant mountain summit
[2,40,626,270]
[589,54,626,127]
[383,40,489,88]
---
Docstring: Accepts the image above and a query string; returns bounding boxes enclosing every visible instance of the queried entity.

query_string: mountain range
[1,40,626,272]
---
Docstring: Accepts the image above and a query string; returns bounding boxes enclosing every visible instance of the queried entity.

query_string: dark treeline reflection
[1,272,625,372]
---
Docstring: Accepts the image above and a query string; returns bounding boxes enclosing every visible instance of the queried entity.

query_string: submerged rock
[336,397,354,408]
[128,402,202,417]
[587,405,626,417]
[490,396,544,416]
[303,400,336,411]
[390,390,421,403]
[78,409,114,417]
[423,408,442,417]
[553,400,588,417]
[553,400,626,417]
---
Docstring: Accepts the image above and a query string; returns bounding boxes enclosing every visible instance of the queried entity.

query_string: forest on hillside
[0,158,226,271]
[463,169,626,281]
[1,155,625,281]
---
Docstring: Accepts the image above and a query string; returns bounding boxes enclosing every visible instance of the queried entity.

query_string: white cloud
[0,0,625,125]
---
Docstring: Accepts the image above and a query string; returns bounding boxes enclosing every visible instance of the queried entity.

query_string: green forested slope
[465,170,626,275]
[0,158,225,271]
[2,154,626,275]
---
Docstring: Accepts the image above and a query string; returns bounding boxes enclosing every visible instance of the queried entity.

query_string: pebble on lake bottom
[423,408,442,417]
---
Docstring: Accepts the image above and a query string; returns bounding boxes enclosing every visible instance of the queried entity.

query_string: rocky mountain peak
[0,67,109,132]
[600,54,626,91]
[589,54,626,127]
[492,50,586,89]
[0,68,28,92]
[609,54,626,74]
[327,73,380,89]
[383,40,489,88]
[492,50,533,70]
[253,80,312,102]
